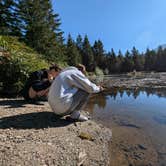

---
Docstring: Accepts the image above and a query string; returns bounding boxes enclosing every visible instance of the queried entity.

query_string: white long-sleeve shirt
[48,67,100,114]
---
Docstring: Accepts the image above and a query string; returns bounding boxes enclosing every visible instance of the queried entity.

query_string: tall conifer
[66,34,81,65]
[92,40,105,69]
[0,0,21,36]
[17,0,64,61]
[82,35,94,71]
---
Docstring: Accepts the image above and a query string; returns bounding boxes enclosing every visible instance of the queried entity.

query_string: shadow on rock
[0,112,72,129]
[0,99,45,108]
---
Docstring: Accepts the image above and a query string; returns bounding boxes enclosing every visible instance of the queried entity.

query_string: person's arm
[31,80,51,92]
[36,88,49,97]
[67,71,101,93]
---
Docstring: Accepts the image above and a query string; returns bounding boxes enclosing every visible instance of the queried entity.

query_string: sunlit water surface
[87,89,166,165]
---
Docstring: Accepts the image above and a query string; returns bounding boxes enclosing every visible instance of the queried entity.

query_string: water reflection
[88,88,166,165]
[88,87,166,126]
[89,88,166,112]
[95,88,166,100]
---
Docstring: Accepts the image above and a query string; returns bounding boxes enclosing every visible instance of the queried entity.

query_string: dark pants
[22,80,50,101]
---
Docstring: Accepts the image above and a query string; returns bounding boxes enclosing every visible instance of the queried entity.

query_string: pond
[87,88,166,166]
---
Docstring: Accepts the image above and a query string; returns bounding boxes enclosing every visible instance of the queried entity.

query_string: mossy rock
[78,132,94,141]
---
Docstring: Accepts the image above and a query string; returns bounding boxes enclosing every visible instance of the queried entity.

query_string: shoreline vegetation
[0,35,166,96]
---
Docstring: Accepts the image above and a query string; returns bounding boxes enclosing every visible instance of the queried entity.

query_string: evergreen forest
[0,0,166,93]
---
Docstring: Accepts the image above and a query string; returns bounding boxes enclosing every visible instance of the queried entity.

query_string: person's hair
[49,64,62,72]
[76,64,86,74]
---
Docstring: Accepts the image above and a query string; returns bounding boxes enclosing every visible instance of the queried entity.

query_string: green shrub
[0,36,49,94]
[95,67,104,76]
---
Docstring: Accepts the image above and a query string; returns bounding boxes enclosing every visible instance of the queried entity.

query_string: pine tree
[76,34,83,62]
[108,48,117,73]
[76,34,83,51]
[17,0,64,62]
[123,50,134,72]
[82,35,94,71]
[162,49,166,71]
[0,0,21,36]
[145,48,156,71]
[156,46,165,71]
[144,48,151,71]
[92,40,105,69]
[66,34,81,66]
[117,50,124,72]
[131,46,144,71]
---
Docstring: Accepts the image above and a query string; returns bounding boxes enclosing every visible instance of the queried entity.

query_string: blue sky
[53,0,166,53]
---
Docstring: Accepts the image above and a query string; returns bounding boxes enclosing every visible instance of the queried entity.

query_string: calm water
[87,89,166,165]
[88,89,166,126]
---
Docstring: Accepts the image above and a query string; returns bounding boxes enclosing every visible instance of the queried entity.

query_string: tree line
[1,0,166,73]
[66,35,166,73]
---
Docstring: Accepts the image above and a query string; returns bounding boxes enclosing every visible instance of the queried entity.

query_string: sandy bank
[0,98,112,166]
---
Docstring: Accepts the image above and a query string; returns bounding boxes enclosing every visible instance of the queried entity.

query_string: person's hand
[98,85,104,91]
[48,74,54,82]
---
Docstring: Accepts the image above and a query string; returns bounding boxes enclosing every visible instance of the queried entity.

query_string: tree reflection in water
[88,93,108,113]
[88,88,166,111]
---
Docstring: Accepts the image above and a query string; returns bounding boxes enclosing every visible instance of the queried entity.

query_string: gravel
[0,98,112,166]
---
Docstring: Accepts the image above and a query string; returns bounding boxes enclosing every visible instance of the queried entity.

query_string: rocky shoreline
[93,72,166,90]
[0,98,112,166]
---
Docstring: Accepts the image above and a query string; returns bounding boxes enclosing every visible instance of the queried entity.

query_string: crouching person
[48,65,102,121]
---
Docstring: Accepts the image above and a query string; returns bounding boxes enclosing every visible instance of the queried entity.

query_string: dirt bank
[0,98,112,166]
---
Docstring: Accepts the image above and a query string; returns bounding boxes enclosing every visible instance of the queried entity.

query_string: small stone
[138,144,147,150]
[16,136,22,139]
[47,142,52,146]
[77,151,86,166]
[88,122,93,126]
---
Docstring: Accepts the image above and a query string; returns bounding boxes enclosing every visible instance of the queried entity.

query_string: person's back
[48,66,101,120]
